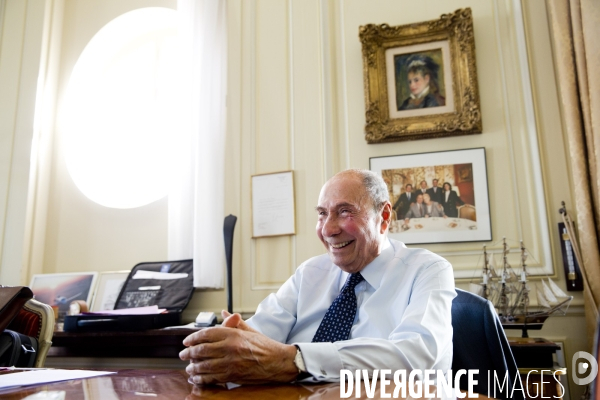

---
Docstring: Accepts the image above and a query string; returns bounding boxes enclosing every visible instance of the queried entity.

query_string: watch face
[294,349,307,372]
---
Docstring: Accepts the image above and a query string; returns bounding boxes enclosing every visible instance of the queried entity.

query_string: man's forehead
[317,175,368,207]
[316,201,358,211]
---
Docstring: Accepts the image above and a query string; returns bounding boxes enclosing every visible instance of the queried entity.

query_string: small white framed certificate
[251,171,296,238]
[90,270,130,311]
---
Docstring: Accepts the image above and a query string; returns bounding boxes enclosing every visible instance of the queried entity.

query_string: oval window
[62,8,180,209]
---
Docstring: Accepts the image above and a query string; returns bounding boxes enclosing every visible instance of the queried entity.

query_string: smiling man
[179,169,456,385]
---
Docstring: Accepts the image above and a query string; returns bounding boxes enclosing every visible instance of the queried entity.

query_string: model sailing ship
[470,238,573,337]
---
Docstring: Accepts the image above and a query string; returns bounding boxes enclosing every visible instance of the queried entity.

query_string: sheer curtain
[169,0,227,288]
[547,0,600,346]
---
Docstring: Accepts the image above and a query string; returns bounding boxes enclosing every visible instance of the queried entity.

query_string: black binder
[64,259,194,332]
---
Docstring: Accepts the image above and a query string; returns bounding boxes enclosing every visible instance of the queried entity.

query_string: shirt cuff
[294,342,344,382]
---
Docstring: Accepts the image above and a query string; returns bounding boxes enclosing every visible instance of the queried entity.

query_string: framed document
[251,171,296,238]
[90,270,130,311]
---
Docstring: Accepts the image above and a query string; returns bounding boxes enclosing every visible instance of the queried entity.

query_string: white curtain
[169,0,227,288]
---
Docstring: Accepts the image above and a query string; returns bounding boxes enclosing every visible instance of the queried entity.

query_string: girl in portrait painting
[398,54,446,111]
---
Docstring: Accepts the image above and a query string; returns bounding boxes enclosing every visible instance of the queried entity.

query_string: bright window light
[62,8,181,209]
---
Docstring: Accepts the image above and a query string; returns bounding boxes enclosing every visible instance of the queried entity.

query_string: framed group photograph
[370,148,491,244]
[359,8,482,143]
[29,272,98,322]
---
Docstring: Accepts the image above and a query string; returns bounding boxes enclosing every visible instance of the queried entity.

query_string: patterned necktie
[312,273,364,343]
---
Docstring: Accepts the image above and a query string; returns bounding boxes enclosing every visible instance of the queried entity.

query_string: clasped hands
[179,310,299,385]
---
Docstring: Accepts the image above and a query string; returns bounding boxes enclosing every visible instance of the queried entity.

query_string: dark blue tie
[312,273,364,343]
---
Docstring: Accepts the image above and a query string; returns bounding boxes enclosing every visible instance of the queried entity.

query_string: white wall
[26,0,177,278]
[0,0,46,285]
[224,0,583,310]
[1,1,587,397]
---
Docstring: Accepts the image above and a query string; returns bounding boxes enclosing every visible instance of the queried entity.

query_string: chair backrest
[458,204,477,221]
[7,299,55,367]
[592,315,600,400]
[452,289,523,400]
[224,214,237,315]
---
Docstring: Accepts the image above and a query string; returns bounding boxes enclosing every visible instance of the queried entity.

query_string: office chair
[458,204,477,221]
[591,315,600,400]
[224,214,237,315]
[7,299,55,367]
[452,289,523,400]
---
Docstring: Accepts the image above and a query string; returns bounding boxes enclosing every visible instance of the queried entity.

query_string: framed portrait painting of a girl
[386,41,455,119]
[360,8,482,143]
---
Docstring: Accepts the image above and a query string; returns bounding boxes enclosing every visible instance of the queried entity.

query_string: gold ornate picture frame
[360,8,482,143]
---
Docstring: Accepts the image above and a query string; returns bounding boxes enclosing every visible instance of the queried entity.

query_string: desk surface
[0,369,492,400]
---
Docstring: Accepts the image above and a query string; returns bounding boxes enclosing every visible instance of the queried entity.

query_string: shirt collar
[410,85,430,100]
[355,238,394,290]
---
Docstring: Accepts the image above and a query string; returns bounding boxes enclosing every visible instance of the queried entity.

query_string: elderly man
[404,192,426,221]
[179,169,455,385]
[423,193,446,218]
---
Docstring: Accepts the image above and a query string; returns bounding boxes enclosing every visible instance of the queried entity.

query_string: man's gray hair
[342,169,389,211]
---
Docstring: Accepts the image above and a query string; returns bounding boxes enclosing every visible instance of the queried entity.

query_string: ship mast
[518,240,532,338]
[518,240,529,316]
[482,245,489,299]
[498,238,509,319]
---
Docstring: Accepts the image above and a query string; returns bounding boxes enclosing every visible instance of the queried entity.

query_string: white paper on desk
[162,322,199,329]
[132,270,188,280]
[0,369,115,389]
[81,305,166,315]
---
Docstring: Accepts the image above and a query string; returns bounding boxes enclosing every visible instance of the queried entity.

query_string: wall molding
[250,0,297,291]
[438,0,553,279]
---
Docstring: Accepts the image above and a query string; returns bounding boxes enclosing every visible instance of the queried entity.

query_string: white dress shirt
[246,238,456,382]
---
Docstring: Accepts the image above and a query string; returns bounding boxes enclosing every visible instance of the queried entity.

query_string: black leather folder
[64,259,194,332]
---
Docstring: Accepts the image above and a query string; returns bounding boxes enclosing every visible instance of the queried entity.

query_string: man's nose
[321,215,340,237]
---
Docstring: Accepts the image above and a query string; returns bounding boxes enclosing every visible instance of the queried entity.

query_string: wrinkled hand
[220,310,258,332]
[180,311,298,385]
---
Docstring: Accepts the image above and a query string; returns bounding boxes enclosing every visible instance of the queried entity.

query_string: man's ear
[380,203,392,233]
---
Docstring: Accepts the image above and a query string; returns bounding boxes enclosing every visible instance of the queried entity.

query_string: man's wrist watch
[293,345,312,380]
[293,345,307,373]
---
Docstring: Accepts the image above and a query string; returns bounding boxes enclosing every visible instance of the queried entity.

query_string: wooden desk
[508,337,561,368]
[0,369,496,399]
[49,328,198,358]
[0,370,192,399]
[508,338,566,400]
